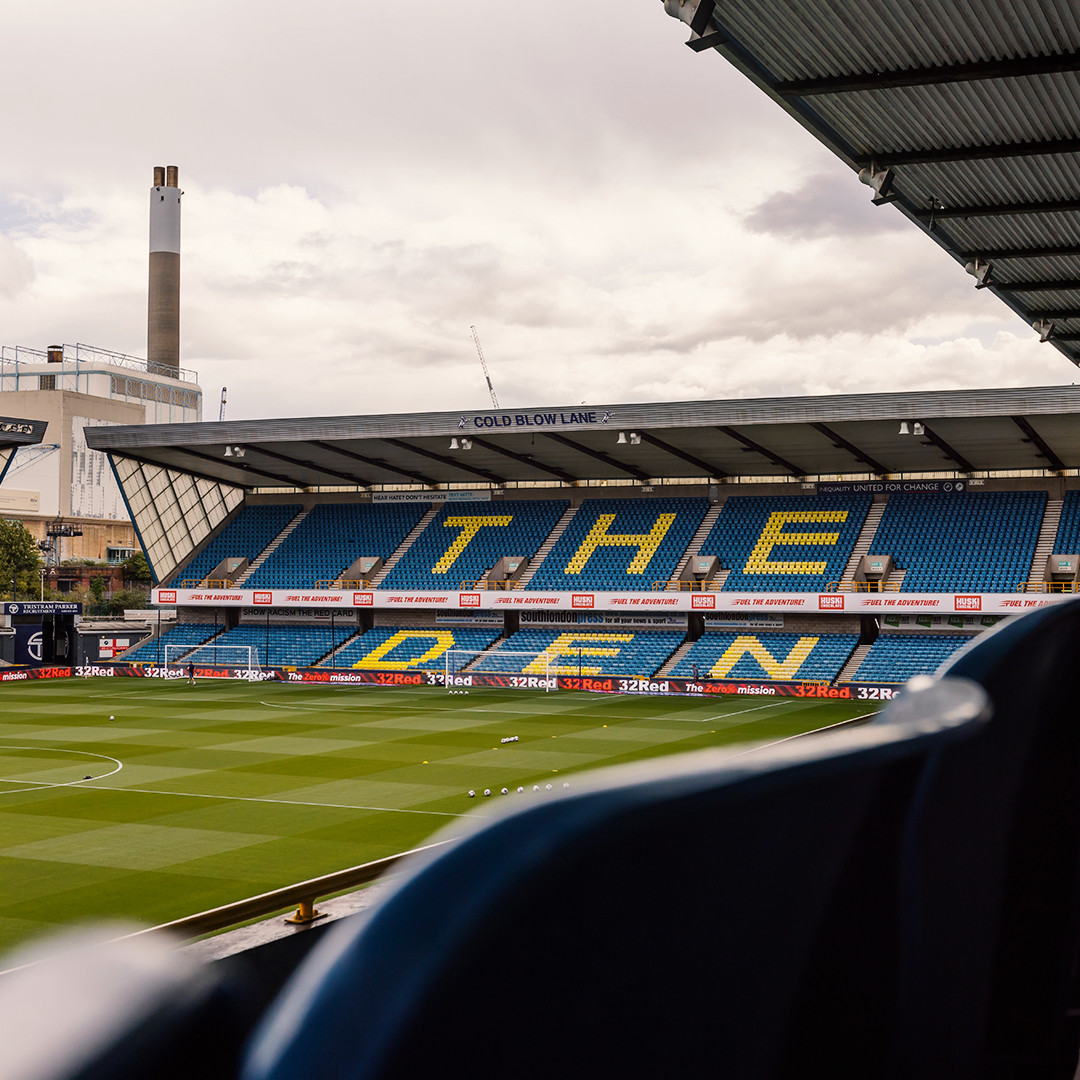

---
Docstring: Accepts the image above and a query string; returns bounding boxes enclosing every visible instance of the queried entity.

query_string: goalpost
[444,648,555,692]
[163,643,262,679]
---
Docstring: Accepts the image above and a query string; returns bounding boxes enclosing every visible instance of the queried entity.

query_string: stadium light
[617,432,628,444]
[913,422,925,436]
[629,432,641,445]
[450,438,460,450]
[460,438,473,450]
[964,258,994,288]
[898,422,910,435]
[857,164,895,205]
[1034,319,1054,342]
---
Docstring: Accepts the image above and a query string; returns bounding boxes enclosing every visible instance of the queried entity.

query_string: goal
[444,648,555,691]
[163,642,262,678]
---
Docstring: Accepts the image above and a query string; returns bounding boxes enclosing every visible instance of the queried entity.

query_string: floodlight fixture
[450,438,460,450]
[629,432,641,445]
[898,422,910,435]
[460,438,473,450]
[857,164,896,205]
[964,258,994,288]
[617,431,628,444]
[912,422,925,436]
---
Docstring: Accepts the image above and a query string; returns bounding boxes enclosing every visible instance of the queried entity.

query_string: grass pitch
[0,678,879,958]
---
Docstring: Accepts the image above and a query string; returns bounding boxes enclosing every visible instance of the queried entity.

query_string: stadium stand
[174,504,302,586]
[524,497,708,591]
[119,622,220,663]
[872,491,1046,593]
[696,494,872,593]
[1053,489,1080,557]
[849,634,974,685]
[471,628,684,677]
[182,624,357,668]
[379,500,567,591]
[670,631,859,682]
[246,503,429,590]
[329,626,501,670]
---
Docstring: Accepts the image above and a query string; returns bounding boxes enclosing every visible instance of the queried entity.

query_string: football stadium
[3,2,1080,1078]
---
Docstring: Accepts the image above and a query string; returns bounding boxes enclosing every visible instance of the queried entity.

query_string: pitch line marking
[0,745,123,795]
[92,785,475,818]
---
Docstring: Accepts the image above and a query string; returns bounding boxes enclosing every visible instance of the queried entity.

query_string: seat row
[118,624,978,684]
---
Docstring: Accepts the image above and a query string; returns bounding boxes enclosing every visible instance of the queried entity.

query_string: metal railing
[824,580,902,592]
[653,579,723,592]
[179,579,235,589]
[1016,581,1080,593]
[128,840,455,940]
[460,579,523,591]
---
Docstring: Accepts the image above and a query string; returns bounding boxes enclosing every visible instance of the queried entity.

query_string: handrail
[460,580,522,591]
[179,578,236,589]
[825,580,902,593]
[1015,581,1080,594]
[126,839,456,940]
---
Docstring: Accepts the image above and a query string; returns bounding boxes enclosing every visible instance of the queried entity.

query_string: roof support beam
[775,50,1080,96]
[1025,309,1080,320]
[251,444,371,488]
[716,427,805,477]
[179,448,301,489]
[383,439,506,485]
[865,136,1080,168]
[636,432,729,479]
[1011,416,1066,471]
[469,437,578,484]
[688,0,715,36]
[919,425,975,474]
[541,433,650,482]
[310,441,436,488]
[808,423,890,476]
[960,245,1080,261]
[995,279,1080,293]
[914,199,1080,221]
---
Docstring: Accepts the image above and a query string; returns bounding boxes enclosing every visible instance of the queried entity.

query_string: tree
[122,551,152,582]
[0,519,42,599]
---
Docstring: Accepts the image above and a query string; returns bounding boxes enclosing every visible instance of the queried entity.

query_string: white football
[483,788,491,797]
[468,790,476,798]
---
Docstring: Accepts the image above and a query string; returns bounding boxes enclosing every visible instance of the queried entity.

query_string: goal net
[163,642,262,679]
[444,648,555,691]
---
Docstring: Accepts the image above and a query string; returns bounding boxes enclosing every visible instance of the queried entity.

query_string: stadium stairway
[665,503,723,589]
[316,629,366,667]
[460,634,505,671]
[368,507,440,588]
[840,498,887,585]
[657,638,695,676]
[1026,497,1063,585]
[515,504,579,589]
[836,643,872,683]
[233,509,311,587]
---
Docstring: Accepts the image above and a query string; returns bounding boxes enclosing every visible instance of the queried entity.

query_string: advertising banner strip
[73,663,903,701]
[151,586,1069,616]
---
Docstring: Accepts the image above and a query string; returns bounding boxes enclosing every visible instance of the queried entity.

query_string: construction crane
[470,326,500,409]
[219,387,227,422]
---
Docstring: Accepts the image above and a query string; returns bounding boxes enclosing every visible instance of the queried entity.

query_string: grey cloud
[744,173,908,240]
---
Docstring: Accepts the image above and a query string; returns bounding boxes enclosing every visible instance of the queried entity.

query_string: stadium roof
[662,0,1080,367]
[85,385,1080,488]
[0,415,48,488]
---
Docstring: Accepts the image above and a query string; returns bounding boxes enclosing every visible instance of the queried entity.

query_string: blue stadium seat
[873,491,1045,593]
[239,676,987,1080]
[672,631,858,682]
[525,498,708,592]
[183,623,357,668]
[380,500,566,591]
[174,504,302,586]
[248,503,428,590]
[850,634,973,684]
[120,622,220,663]
[472,628,684,677]
[699,494,871,593]
[330,626,501,670]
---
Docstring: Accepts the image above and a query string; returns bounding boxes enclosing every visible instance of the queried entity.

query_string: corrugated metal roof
[84,385,1080,489]
[663,0,1080,365]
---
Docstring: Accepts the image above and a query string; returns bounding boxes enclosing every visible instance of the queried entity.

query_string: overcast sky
[0,1,1071,421]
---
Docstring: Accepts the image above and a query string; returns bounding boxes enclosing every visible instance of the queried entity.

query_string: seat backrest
[892,598,1080,1080]
[241,679,985,1080]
